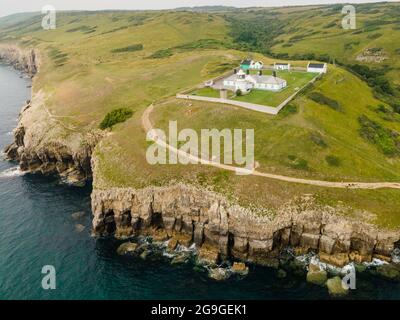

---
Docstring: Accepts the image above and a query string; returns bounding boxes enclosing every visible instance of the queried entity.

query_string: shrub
[325,155,341,166]
[346,64,393,96]
[111,44,143,53]
[288,155,309,170]
[279,104,298,117]
[291,158,309,170]
[308,92,341,111]
[174,39,226,51]
[367,33,382,40]
[310,133,328,148]
[236,89,242,96]
[148,49,173,59]
[358,115,400,156]
[66,25,97,34]
[99,108,133,130]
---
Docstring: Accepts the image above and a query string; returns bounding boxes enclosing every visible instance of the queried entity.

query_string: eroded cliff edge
[1,44,104,186]
[2,44,400,268]
[91,184,400,267]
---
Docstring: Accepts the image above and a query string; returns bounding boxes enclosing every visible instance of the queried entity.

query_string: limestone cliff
[2,44,104,186]
[91,184,400,267]
[0,44,37,76]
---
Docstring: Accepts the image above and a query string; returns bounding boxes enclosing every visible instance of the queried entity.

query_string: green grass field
[1,5,400,228]
[190,87,223,98]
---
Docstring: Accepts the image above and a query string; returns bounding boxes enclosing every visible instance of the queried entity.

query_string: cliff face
[2,44,104,186]
[91,184,400,266]
[3,44,399,268]
[0,44,37,76]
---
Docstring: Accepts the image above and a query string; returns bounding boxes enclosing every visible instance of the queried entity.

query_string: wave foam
[0,167,25,178]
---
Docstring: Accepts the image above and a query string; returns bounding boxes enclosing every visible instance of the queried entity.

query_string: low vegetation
[308,92,341,111]
[66,25,97,34]
[325,155,341,167]
[148,49,173,59]
[358,115,400,156]
[99,108,134,130]
[2,6,400,227]
[111,44,143,53]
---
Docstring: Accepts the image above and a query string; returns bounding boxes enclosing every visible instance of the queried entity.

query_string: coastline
[2,43,400,276]
[0,44,104,187]
[91,184,400,269]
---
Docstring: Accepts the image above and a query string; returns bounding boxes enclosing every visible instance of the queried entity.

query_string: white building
[274,62,291,71]
[249,61,264,70]
[223,69,287,93]
[307,62,327,74]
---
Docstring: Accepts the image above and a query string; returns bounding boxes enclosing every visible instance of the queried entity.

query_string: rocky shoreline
[0,44,37,76]
[1,44,104,186]
[91,184,400,269]
[3,44,400,288]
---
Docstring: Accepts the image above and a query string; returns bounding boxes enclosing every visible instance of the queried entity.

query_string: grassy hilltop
[1,3,400,228]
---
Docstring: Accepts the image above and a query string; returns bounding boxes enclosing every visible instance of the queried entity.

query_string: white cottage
[223,69,287,93]
[274,62,291,71]
[307,62,327,74]
[249,61,264,70]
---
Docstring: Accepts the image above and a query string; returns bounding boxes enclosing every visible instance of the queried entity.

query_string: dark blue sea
[0,64,399,300]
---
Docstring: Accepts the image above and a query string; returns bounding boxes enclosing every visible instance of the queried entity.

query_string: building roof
[241,59,252,66]
[275,62,290,66]
[308,63,326,68]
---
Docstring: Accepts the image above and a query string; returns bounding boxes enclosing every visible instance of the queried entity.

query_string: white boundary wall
[177,74,320,115]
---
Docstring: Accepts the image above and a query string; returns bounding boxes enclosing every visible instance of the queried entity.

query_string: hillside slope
[1,7,400,229]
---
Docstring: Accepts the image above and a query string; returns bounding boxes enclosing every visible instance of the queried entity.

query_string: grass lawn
[190,87,222,98]
[233,71,316,107]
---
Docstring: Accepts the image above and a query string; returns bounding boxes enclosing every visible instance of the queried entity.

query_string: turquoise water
[0,64,400,300]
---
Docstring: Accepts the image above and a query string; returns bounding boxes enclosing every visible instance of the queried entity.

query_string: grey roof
[241,59,252,65]
[308,63,326,68]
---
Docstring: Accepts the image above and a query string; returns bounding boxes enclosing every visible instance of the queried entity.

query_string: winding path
[142,103,400,190]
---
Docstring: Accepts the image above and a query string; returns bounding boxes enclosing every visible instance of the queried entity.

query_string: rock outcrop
[2,44,104,186]
[4,96,104,186]
[0,44,38,76]
[91,184,400,267]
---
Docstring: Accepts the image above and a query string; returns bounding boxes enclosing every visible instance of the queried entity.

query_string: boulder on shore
[231,262,249,276]
[208,268,231,281]
[171,252,191,265]
[71,211,86,220]
[75,224,86,233]
[306,263,327,286]
[376,264,400,280]
[117,242,138,255]
[196,244,219,267]
[326,277,349,297]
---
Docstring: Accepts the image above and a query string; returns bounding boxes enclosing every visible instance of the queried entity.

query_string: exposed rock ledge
[2,44,104,186]
[0,44,38,76]
[4,98,104,186]
[92,184,400,267]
